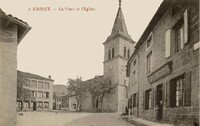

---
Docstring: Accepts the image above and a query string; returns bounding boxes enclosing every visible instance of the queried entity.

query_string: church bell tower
[103,0,135,113]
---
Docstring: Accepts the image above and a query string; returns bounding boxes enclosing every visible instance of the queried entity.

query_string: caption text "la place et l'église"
[28,7,96,12]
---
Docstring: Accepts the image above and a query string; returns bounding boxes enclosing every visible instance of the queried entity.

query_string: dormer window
[146,33,153,49]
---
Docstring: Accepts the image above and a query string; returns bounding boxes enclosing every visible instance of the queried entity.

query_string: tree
[17,71,31,110]
[67,77,86,111]
[87,76,116,112]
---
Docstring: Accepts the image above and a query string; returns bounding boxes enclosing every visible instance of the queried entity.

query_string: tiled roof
[0,8,30,27]
[0,8,31,44]
[17,70,54,81]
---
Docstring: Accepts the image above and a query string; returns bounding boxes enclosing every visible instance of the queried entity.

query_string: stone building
[53,85,69,110]
[17,71,54,111]
[102,1,135,113]
[0,9,31,126]
[127,0,199,126]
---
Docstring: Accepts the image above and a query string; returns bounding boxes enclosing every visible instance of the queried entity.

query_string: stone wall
[128,4,199,126]
[0,18,18,126]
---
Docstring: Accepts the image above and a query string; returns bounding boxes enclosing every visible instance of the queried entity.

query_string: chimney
[48,75,51,79]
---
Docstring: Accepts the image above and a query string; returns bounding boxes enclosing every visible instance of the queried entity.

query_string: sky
[1,0,163,85]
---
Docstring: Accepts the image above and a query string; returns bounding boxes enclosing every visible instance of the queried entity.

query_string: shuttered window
[166,72,191,107]
[173,9,189,53]
[144,89,152,109]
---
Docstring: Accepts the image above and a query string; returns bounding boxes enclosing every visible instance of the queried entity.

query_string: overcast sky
[1,0,163,85]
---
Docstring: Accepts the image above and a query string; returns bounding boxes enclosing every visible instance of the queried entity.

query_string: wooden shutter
[184,72,191,106]
[130,96,133,109]
[166,81,170,107]
[136,92,139,107]
[180,27,184,49]
[162,83,166,106]
[184,9,188,44]
[170,80,176,107]
[143,91,146,110]
[151,88,154,109]
[165,29,171,58]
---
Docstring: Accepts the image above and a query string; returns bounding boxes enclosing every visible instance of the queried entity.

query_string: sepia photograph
[0,0,199,126]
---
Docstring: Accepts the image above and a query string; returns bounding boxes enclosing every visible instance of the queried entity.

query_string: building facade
[0,9,31,126]
[127,0,199,126]
[103,2,135,113]
[17,71,54,111]
[53,85,69,110]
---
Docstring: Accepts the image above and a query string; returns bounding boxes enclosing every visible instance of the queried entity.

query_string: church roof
[111,7,129,36]
[104,4,135,44]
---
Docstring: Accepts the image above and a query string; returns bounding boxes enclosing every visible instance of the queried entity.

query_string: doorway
[156,84,163,121]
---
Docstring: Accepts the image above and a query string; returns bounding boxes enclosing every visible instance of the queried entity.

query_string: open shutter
[184,9,188,44]
[154,87,157,107]
[151,88,154,109]
[170,80,176,107]
[166,81,170,107]
[143,91,146,110]
[162,83,166,106]
[184,72,191,106]
[180,28,184,49]
[165,29,171,58]
[130,96,133,109]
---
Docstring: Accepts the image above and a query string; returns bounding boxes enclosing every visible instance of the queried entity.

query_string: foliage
[87,75,116,112]
[17,71,31,110]
[67,76,86,111]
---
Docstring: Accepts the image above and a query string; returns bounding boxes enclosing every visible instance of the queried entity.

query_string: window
[38,102,43,108]
[175,77,184,106]
[44,102,49,108]
[44,82,50,89]
[124,47,126,57]
[108,49,111,59]
[30,102,34,108]
[133,94,137,107]
[38,91,43,98]
[144,89,152,109]
[31,80,37,88]
[38,81,43,89]
[24,102,29,108]
[44,92,49,98]
[167,72,191,107]
[174,19,184,53]
[31,91,36,97]
[146,51,152,74]
[146,33,153,48]
[112,47,115,58]
[127,49,130,58]
[173,9,188,53]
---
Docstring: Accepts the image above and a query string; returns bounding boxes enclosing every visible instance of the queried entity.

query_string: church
[78,0,135,113]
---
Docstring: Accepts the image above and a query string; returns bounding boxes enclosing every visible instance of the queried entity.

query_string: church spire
[110,0,129,37]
